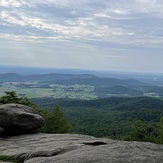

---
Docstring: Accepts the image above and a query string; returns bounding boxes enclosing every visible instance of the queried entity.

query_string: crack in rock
[83,141,107,146]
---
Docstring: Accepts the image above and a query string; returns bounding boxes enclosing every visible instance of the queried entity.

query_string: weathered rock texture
[0,104,44,135]
[0,133,163,163]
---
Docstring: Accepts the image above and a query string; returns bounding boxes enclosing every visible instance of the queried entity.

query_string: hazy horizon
[1,65,163,77]
[1,0,163,73]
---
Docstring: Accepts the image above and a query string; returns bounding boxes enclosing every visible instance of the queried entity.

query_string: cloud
[0,0,163,71]
[0,0,163,48]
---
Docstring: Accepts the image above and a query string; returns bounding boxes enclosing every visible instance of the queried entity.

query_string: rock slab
[0,133,163,163]
[0,104,44,135]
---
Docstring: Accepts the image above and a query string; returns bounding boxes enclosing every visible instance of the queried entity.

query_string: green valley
[0,82,96,100]
[1,72,163,144]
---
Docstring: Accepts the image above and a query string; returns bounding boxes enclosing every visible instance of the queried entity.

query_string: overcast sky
[0,0,163,73]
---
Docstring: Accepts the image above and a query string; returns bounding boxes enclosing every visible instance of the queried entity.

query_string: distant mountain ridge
[1,73,162,98]
[0,73,22,82]
[0,73,96,82]
[0,73,146,86]
[53,77,147,88]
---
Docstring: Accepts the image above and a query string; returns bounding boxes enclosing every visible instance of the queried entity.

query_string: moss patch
[0,155,20,163]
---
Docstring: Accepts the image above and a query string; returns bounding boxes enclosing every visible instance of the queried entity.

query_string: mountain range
[1,73,163,98]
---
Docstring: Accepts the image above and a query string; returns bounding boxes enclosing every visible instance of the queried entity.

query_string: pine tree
[129,120,145,141]
[40,105,71,133]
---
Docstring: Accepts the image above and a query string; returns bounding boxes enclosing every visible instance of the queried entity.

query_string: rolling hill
[1,73,163,98]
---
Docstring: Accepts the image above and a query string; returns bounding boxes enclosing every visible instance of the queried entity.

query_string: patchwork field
[0,82,97,100]
[0,73,163,99]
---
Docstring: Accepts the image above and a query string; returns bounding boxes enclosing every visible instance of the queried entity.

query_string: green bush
[128,120,145,141]
[0,91,34,106]
[40,105,71,133]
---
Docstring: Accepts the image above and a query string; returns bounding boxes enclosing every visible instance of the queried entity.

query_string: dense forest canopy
[0,91,163,144]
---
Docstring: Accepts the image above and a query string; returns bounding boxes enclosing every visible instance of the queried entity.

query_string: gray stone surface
[0,133,163,163]
[0,104,44,135]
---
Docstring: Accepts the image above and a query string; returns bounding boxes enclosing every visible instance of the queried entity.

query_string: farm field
[1,73,163,99]
[0,82,97,100]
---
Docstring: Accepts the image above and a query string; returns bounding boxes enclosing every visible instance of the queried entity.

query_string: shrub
[40,105,71,133]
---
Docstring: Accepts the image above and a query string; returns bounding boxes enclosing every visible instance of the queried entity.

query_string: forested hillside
[32,96,163,143]
[32,96,163,111]
[0,91,163,143]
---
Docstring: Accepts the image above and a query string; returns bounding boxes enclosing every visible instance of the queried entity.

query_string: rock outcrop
[0,104,44,135]
[0,133,163,163]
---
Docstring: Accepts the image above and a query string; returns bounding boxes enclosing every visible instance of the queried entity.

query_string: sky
[0,0,163,73]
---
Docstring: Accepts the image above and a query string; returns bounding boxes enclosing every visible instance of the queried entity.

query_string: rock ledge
[0,133,163,163]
